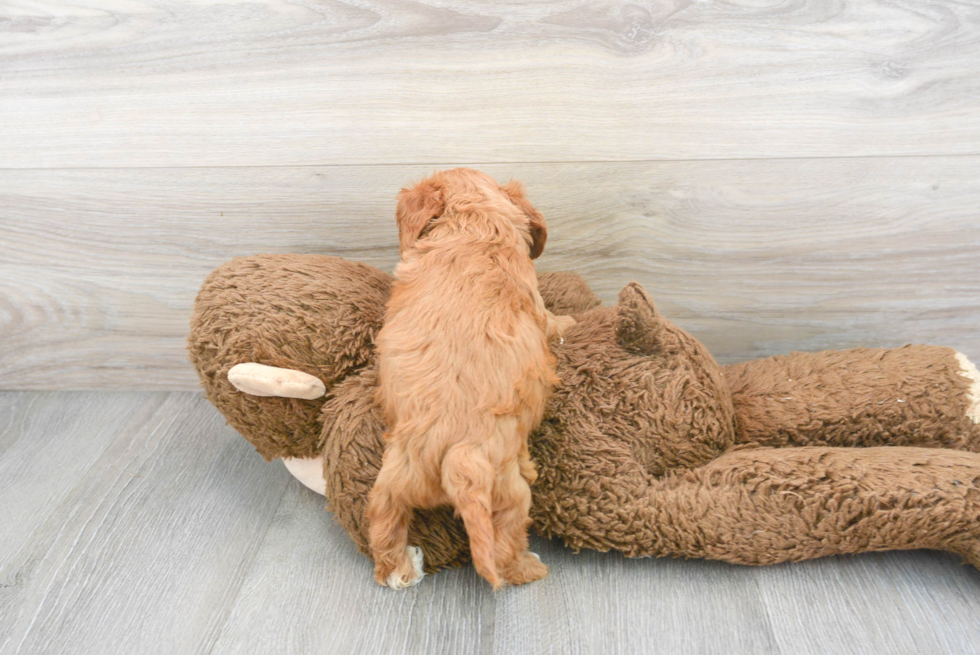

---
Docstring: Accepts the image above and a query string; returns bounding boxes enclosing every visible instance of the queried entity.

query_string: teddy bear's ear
[396,179,445,256]
[500,180,547,259]
[616,282,666,355]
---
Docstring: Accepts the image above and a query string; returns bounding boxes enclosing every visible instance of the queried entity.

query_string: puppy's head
[395,169,547,259]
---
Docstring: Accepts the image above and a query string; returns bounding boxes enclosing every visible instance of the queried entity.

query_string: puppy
[367,168,574,590]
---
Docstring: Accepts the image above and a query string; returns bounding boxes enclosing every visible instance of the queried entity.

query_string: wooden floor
[1,390,979,655]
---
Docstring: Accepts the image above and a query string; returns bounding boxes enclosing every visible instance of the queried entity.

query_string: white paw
[386,546,425,590]
[529,552,541,562]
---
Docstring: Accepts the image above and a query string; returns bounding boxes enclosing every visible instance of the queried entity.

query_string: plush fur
[188,255,980,577]
[368,169,561,589]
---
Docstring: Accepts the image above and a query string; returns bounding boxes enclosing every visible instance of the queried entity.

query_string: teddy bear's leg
[724,346,980,451]
[644,445,980,568]
[531,420,980,567]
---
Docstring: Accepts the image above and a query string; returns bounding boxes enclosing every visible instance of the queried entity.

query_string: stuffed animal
[188,254,980,579]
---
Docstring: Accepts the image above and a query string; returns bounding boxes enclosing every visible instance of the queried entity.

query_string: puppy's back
[377,239,555,457]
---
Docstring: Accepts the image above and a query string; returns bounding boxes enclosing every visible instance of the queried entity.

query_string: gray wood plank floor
[3,391,980,655]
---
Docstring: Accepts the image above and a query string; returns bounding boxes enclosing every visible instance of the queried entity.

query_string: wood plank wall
[2,0,979,390]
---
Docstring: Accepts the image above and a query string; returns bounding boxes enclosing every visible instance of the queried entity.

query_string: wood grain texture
[489,539,780,655]
[2,158,978,389]
[757,553,980,654]
[0,392,152,563]
[211,490,781,655]
[209,482,497,655]
[2,0,980,168]
[3,391,980,655]
[0,393,290,655]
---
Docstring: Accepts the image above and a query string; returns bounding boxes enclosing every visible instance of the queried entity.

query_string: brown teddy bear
[188,254,980,580]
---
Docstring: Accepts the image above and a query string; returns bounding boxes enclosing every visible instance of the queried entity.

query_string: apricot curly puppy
[367,168,574,590]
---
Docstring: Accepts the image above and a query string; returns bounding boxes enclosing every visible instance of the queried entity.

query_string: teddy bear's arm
[723,346,980,451]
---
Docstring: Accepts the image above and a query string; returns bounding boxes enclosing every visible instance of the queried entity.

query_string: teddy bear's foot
[955,352,980,425]
[377,546,425,590]
[227,362,326,399]
[282,456,327,495]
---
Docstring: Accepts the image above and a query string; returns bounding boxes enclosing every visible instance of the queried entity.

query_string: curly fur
[368,169,560,589]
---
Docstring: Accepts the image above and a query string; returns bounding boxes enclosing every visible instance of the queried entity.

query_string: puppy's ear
[396,179,444,255]
[501,180,547,259]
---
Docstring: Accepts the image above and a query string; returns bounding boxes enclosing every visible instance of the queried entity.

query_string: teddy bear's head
[188,254,393,460]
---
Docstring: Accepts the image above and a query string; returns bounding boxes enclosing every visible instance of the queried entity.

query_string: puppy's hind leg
[442,447,502,590]
[367,445,425,589]
[493,459,548,586]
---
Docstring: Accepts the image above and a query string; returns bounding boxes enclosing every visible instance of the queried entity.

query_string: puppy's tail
[442,447,501,590]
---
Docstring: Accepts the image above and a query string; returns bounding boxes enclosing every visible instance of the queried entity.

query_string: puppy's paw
[382,546,425,590]
[547,313,577,344]
[501,550,549,586]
